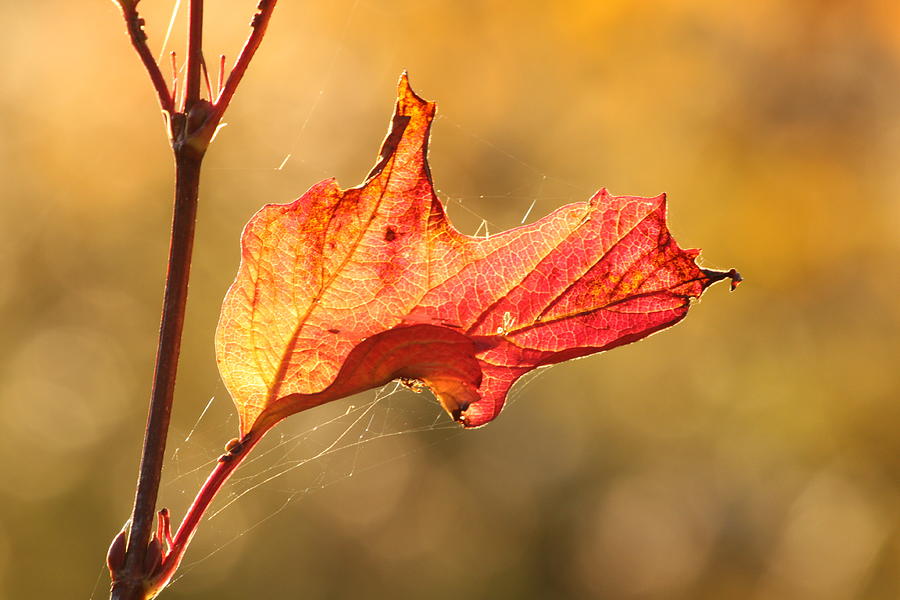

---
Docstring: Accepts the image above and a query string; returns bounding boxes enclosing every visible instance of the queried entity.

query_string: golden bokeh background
[1,1,898,598]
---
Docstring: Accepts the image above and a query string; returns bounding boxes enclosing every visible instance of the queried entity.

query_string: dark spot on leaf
[327,328,340,334]
[384,227,397,242]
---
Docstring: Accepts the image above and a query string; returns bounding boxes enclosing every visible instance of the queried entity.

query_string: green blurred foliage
[1,1,898,598]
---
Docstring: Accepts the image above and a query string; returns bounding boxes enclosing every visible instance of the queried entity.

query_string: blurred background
[1,1,899,598]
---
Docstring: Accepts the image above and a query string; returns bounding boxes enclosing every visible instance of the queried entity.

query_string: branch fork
[107,2,278,599]
[112,0,277,158]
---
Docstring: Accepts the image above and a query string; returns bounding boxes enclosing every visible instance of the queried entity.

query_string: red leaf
[215,74,740,437]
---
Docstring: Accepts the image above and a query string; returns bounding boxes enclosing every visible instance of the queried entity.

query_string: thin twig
[212,0,278,119]
[217,54,226,99]
[200,54,214,101]
[145,432,262,597]
[184,0,204,110]
[169,52,179,108]
[116,2,175,113]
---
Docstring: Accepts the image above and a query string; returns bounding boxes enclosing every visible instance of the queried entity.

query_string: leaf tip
[702,267,743,291]
[396,71,430,109]
[398,71,411,97]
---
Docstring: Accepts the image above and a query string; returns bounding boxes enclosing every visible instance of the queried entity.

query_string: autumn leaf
[215,73,740,437]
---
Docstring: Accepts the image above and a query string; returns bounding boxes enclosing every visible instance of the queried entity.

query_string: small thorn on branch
[156,508,174,551]
[170,52,179,105]
[201,53,213,100]
[217,54,226,99]
[129,18,148,42]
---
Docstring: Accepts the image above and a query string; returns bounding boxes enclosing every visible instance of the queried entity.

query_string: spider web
[160,366,549,589]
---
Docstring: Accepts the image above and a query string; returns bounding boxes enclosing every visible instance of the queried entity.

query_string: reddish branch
[109,1,279,598]
[113,1,175,114]
[184,0,205,110]
[110,154,203,600]
[145,432,261,597]
[211,0,278,120]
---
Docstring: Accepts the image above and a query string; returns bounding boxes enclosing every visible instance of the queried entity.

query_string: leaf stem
[148,431,263,597]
